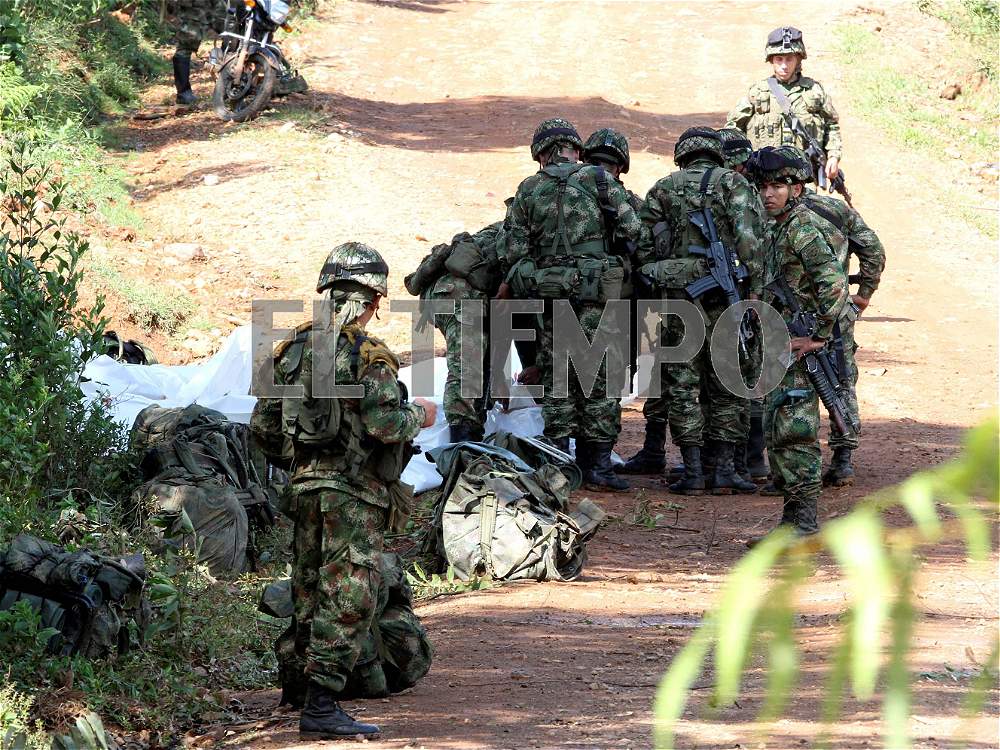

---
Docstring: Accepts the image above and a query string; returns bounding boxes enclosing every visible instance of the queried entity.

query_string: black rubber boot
[668,446,705,495]
[449,422,483,444]
[299,683,380,739]
[823,447,855,487]
[616,419,667,474]
[701,439,718,479]
[667,461,685,479]
[733,442,753,482]
[711,442,758,495]
[760,481,784,497]
[746,407,769,480]
[794,495,820,536]
[172,53,197,105]
[582,441,630,492]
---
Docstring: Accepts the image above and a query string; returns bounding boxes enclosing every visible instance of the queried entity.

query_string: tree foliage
[653,419,999,749]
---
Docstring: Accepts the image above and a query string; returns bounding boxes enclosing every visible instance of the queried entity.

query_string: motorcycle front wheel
[212,51,276,123]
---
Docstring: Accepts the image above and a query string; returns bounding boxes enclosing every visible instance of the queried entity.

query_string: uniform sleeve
[795,225,848,340]
[818,85,843,160]
[359,361,425,444]
[503,185,532,280]
[725,92,754,133]
[607,179,644,253]
[636,186,667,265]
[845,209,885,299]
[723,174,766,296]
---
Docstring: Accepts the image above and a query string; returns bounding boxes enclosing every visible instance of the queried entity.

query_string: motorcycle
[208,0,306,122]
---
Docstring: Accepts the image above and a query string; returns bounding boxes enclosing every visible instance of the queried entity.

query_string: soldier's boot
[449,422,483,444]
[667,461,685,479]
[711,442,758,495]
[794,495,820,536]
[746,410,770,480]
[275,68,309,97]
[549,436,571,453]
[759,481,784,496]
[823,447,855,487]
[745,498,799,548]
[582,441,630,492]
[172,53,197,106]
[299,683,380,739]
[668,446,705,495]
[733,442,753,483]
[616,420,667,474]
[701,439,718,480]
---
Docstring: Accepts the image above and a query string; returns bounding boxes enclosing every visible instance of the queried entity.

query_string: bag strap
[477,492,499,579]
[699,166,717,196]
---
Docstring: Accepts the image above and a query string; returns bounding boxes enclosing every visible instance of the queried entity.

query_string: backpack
[0,534,149,659]
[426,440,604,582]
[131,404,275,576]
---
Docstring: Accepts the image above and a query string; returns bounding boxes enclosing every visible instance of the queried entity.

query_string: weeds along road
[116,1,999,747]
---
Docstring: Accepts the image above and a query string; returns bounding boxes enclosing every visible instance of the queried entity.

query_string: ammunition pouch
[639,257,709,291]
[444,238,500,294]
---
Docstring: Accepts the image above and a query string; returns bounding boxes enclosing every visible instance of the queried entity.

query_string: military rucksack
[0,534,149,658]
[640,166,726,290]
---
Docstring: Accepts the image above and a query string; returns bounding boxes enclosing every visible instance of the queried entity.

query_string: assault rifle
[767,277,859,437]
[766,77,854,207]
[685,207,753,353]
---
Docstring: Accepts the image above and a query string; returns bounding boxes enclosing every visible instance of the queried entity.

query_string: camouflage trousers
[537,301,621,443]
[765,361,821,531]
[172,0,227,56]
[435,301,488,431]
[827,317,859,450]
[664,312,747,447]
[641,319,671,423]
[289,487,386,693]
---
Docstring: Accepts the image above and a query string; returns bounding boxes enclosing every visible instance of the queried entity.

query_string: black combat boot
[582,441,630,492]
[794,495,820,536]
[172,53,197,106]
[734,442,753,482]
[549,436,571,453]
[711,442,758,495]
[668,445,705,495]
[701,439,718,480]
[299,683,380,739]
[667,461,685,479]
[449,422,483,444]
[746,497,798,548]
[823,447,855,487]
[759,480,784,496]
[616,419,667,474]
[746,408,770,480]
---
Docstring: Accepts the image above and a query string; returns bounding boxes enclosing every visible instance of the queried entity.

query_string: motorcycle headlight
[262,0,290,24]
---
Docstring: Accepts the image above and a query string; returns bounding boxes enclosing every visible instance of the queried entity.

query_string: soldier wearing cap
[500,118,643,491]
[251,243,436,740]
[726,26,843,185]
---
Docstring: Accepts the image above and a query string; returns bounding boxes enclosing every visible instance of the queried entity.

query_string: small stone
[939,83,961,100]
[202,173,220,186]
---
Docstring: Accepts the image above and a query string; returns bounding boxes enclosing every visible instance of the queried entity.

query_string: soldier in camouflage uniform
[749,149,848,542]
[251,243,436,740]
[771,147,886,485]
[726,27,843,186]
[500,118,643,491]
[719,127,770,482]
[170,0,227,105]
[636,127,763,495]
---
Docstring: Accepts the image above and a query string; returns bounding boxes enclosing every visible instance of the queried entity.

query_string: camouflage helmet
[316,242,389,296]
[754,145,814,185]
[583,127,630,173]
[673,126,724,166]
[530,118,583,160]
[764,26,807,61]
[718,127,753,168]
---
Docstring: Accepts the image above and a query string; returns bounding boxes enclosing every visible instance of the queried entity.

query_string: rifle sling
[766,76,796,122]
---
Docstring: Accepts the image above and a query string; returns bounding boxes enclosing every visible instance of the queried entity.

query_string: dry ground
[89,1,999,747]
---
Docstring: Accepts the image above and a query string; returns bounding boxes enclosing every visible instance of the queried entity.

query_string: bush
[919,0,1000,79]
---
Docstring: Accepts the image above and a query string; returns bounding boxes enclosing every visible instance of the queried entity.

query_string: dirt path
[107,1,998,748]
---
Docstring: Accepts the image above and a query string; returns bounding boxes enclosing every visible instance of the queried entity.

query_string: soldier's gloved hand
[414,398,437,428]
[850,294,870,315]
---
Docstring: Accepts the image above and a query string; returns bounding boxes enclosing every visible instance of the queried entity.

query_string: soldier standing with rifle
[168,0,227,105]
[747,149,849,545]
[727,26,852,205]
[636,127,763,496]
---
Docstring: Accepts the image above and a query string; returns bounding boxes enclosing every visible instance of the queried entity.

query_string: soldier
[774,147,886,485]
[500,118,643,491]
[636,127,763,495]
[170,0,227,105]
[252,243,436,739]
[749,149,848,543]
[726,26,843,186]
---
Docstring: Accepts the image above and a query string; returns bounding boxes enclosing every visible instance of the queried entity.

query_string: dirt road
[112,1,998,747]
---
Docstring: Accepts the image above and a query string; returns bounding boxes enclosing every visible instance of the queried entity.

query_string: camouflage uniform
[506,161,642,443]
[762,204,848,532]
[801,193,885,451]
[171,0,226,56]
[429,222,504,439]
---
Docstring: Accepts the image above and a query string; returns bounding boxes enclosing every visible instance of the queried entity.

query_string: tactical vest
[251,324,412,486]
[509,163,623,303]
[642,166,726,290]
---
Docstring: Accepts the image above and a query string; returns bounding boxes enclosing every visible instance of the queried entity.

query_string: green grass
[832,24,999,238]
[90,259,195,333]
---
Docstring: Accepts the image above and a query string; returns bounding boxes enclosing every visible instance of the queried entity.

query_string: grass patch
[90,258,195,333]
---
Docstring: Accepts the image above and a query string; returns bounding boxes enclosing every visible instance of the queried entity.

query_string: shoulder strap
[350,332,367,381]
[594,165,618,236]
[698,166,717,196]
[805,200,845,233]
[767,76,795,117]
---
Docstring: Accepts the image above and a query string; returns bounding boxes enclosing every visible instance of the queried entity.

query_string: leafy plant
[406,562,492,600]
[653,419,999,749]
